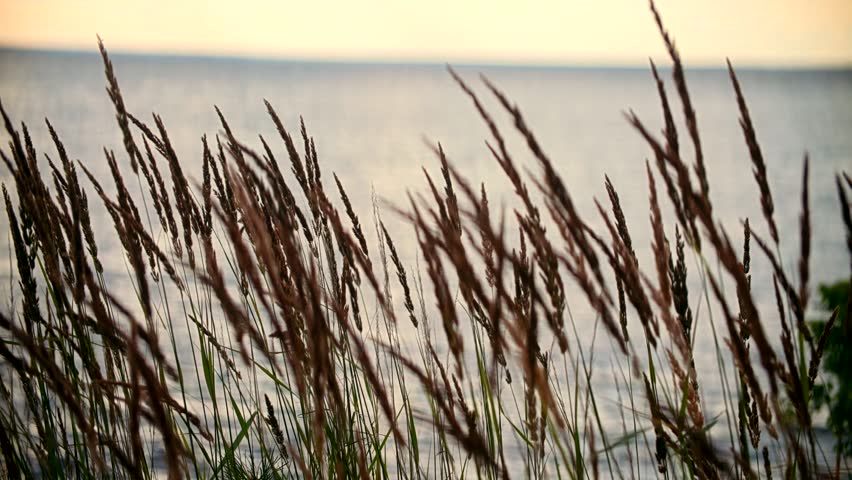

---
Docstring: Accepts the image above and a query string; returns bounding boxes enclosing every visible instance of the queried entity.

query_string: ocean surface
[1,48,851,475]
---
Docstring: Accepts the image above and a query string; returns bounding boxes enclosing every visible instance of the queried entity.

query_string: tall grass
[1,2,850,478]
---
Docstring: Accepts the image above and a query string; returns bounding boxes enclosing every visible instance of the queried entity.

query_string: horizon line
[2,44,851,71]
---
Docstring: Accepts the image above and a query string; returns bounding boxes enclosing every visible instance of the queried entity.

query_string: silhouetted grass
[1,2,850,479]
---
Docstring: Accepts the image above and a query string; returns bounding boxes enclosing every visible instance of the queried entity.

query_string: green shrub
[810,280,852,457]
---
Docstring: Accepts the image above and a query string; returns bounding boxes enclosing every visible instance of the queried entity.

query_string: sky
[1,0,851,66]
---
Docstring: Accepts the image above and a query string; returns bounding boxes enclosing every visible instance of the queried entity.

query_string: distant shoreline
[2,45,851,72]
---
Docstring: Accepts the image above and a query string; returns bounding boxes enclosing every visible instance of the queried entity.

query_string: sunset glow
[1,0,851,66]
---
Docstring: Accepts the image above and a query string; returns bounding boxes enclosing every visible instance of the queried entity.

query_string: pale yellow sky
[1,0,851,66]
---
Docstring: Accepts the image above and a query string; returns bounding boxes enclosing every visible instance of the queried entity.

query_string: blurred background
[1,0,850,282]
[2,0,851,65]
[1,3,851,323]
